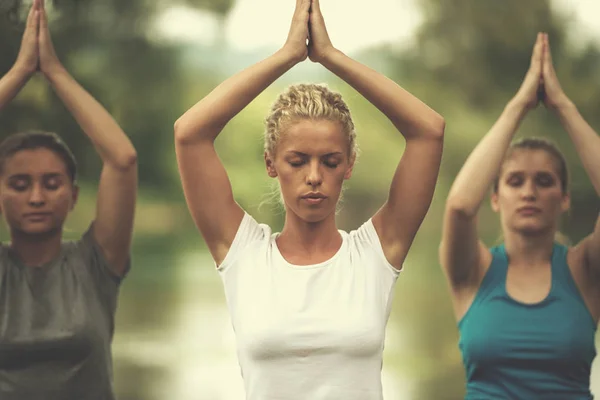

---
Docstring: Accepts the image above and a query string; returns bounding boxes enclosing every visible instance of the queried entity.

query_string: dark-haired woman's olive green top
[0,225,128,400]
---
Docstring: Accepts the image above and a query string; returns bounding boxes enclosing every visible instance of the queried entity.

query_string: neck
[279,211,341,253]
[9,228,63,267]
[503,229,555,267]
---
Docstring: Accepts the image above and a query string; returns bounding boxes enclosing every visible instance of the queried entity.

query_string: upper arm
[93,158,138,277]
[577,213,600,282]
[439,202,489,289]
[372,135,443,269]
[174,134,244,265]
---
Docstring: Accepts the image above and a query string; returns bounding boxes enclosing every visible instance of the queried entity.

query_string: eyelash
[288,161,339,168]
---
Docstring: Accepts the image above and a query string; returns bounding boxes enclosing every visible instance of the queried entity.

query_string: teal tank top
[458,244,597,399]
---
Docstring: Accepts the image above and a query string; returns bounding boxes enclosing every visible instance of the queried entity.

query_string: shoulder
[217,212,273,272]
[346,219,401,275]
[62,224,128,284]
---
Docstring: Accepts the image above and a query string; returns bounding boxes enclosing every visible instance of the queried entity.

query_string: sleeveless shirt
[458,244,596,399]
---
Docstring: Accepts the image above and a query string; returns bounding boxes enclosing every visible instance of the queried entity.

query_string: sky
[155,0,600,53]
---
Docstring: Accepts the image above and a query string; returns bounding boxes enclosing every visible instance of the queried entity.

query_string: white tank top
[217,213,400,400]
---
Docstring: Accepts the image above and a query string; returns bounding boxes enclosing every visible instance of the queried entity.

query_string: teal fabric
[458,244,597,400]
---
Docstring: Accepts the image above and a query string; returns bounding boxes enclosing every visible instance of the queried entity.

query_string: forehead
[502,149,560,175]
[278,119,347,155]
[2,148,68,177]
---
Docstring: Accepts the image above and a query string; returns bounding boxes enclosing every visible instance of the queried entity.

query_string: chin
[18,223,62,237]
[512,222,554,237]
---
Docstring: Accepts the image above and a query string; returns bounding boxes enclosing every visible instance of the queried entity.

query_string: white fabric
[217,213,401,400]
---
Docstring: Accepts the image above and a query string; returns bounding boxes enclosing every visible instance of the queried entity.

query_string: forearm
[47,68,136,169]
[175,49,300,143]
[556,102,600,194]
[448,99,528,215]
[0,67,31,111]
[320,49,444,139]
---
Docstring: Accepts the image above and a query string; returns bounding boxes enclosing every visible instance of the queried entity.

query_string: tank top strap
[550,243,570,282]
[550,243,595,324]
[473,245,509,303]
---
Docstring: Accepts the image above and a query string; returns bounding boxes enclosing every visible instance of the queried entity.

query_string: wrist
[10,64,36,81]
[550,97,576,115]
[42,64,68,84]
[317,47,342,68]
[277,45,306,67]
[506,97,531,118]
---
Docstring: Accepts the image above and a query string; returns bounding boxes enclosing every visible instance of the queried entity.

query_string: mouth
[517,206,541,215]
[23,212,52,220]
[301,192,327,205]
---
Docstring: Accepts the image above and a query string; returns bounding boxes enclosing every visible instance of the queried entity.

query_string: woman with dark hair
[175,0,445,398]
[0,0,137,398]
[440,33,600,399]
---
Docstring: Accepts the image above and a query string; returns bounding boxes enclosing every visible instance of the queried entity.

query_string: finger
[311,0,321,14]
[530,32,543,66]
[544,34,554,67]
[25,0,37,30]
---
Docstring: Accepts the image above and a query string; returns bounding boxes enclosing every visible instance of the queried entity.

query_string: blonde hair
[264,83,358,157]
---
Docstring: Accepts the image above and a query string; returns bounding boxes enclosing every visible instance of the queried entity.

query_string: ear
[264,152,278,178]
[344,153,356,180]
[560,192,570,213]
[491,191,500,212]
[70,183,79,211]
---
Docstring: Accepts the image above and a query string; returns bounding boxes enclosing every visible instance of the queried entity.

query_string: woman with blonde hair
[174,0,445,398]
[440,33,600,399]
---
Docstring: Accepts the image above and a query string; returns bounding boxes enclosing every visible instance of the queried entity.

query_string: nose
[28,183,46,207]
[520,179,537,200]
[306,160,323,187]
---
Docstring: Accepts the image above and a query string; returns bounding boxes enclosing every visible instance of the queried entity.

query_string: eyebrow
[8,172,65,180]
[286,151,344,157]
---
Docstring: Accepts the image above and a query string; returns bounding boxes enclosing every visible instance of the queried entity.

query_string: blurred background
[1,0,600,398]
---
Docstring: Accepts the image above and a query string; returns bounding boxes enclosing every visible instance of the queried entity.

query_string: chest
[460,294,597,369]
[229,253,391,362]
[0,262,109,370]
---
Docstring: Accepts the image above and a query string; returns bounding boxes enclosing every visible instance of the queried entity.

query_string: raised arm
[307,0,444,269]
[440,34,545,292]
[39,0,137,277]
[0,0,39,110]
[174,0,311,265]
[540,35,600,279]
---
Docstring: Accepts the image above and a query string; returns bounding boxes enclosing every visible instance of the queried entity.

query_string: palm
[541,35,569,110]
[38,0,63,77]
[514,33,544,110]
[15,1,40,75]
[284,0,310,63]
[307,0,334,63]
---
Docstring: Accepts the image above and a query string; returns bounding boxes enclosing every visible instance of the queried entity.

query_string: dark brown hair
[493,137,568,194]
[0,131,77,183]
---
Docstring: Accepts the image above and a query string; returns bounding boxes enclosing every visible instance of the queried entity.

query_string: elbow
[174,117,190,145]
[115,149,138,170]
[445,195,478,219]
[174,117,216,146]
[406,114,445,141]
[428,114,446,140]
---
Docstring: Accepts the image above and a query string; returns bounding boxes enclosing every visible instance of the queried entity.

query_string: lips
[301,192,326,199]
[517,206,541,214]
[23,212,52,219]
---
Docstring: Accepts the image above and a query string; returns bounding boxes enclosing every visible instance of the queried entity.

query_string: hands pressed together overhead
[516,32,572,112]
[14,0,63,79]
[284,0,336,65]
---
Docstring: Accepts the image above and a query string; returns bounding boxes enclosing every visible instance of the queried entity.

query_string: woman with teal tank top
[0,1,137,399]
[440,32,600,399]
